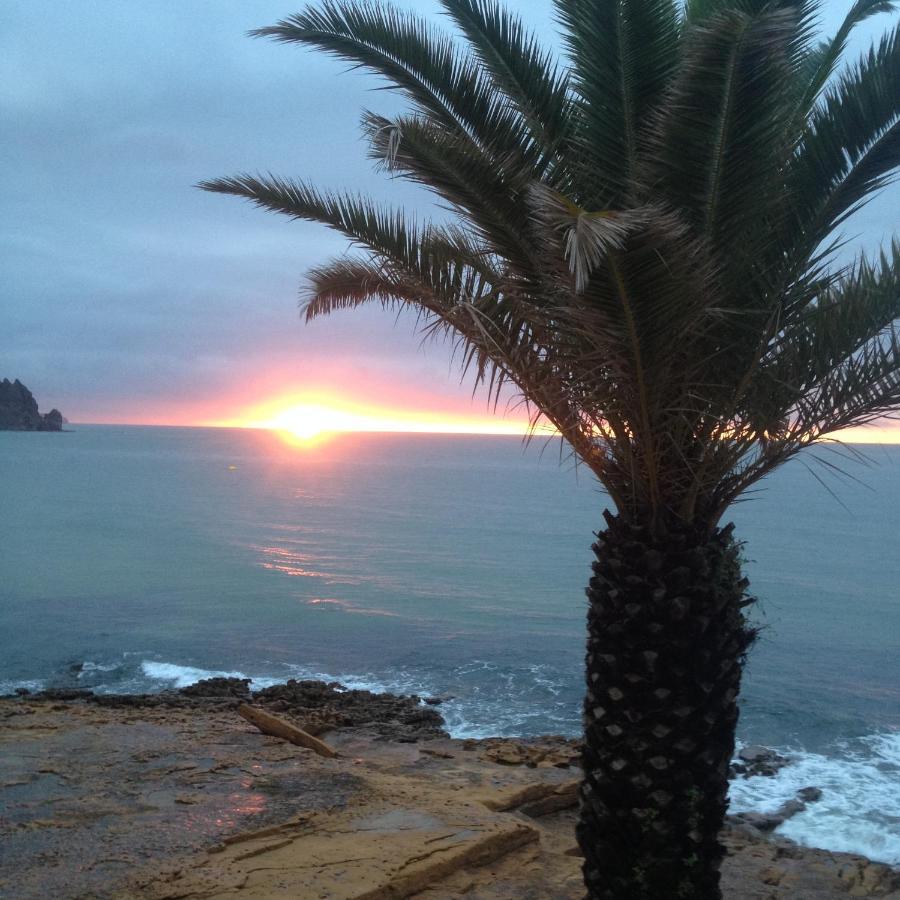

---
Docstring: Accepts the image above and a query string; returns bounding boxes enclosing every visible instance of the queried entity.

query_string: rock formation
[26,676,448,743]
[0,378,64,431]
[3,685,898,900]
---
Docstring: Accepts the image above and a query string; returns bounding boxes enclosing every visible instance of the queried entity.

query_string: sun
[212,389,542,440]
[269,404,344,442]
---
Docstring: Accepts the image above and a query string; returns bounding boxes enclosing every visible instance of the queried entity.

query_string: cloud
[1,0,897,425]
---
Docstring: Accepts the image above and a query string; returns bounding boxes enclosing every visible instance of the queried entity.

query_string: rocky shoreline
[13,676,449,742]
[2,679,898,899]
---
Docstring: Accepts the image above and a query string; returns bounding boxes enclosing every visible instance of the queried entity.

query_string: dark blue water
[1,426,898,861]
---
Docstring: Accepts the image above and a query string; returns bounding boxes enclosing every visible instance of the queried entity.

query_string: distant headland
[0,379,64,431]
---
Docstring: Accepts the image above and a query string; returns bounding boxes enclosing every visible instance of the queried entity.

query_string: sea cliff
[0,378,63,431]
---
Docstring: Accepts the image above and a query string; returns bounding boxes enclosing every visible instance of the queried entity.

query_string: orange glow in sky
[85,371,900,446]
[835,424,900,445]
[212,390,542,442]
[210,389,900,445]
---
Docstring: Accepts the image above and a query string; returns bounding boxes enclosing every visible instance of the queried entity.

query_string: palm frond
[792,24,900,243]
[799,0,898,110]
[362,112,539,270]
[253,2,534,164]
[553,0,681,205]
[758,241,900,416]
[642,7,798,268]
[799,330,900,436]
[306,254,597,467]
[439,0,571,159]
[685,0,819,78]
[527,185,657,292]
[305,257,421,319]
[199,173,495,294]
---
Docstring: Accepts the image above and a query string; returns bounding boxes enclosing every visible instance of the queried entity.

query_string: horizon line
[59,421,538,437]
[44,420,900,445]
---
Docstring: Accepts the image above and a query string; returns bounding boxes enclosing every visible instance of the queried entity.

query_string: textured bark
[578,512,756,900]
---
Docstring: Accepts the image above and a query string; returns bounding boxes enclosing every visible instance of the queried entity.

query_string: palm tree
[202,0,900,896]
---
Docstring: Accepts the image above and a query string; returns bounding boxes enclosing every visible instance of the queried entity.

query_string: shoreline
[2,679,898,899]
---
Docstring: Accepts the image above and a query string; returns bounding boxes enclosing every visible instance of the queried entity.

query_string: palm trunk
[578,511,756,900]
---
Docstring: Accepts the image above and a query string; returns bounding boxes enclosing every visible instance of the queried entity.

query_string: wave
[139,661,284,690]
[0,659,286,696]
[729,732,900,865]
[136,659,579,740]
[0,677,45,695]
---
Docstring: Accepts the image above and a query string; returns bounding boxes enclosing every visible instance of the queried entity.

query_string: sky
[1,0,897,436]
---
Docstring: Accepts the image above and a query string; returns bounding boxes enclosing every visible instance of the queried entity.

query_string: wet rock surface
[721,820,900,899]
[0,696,376,900]
[732,788,826,834]
[731,744,791,777]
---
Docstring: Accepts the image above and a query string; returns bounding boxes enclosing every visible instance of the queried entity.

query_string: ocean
[1,425,898,864]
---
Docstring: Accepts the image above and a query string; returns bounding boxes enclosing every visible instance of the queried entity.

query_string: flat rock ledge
[1,684,897,900]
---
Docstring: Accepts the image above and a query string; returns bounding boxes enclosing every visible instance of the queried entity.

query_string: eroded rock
[478,737,581,769]
[252,679,447,742]
[179,677,252,698]
[731,744,791,777]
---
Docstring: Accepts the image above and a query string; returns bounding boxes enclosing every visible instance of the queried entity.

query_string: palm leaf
[439,0,571,159]
[553,0,681,205]
[642,7,797,265]
[793,24,900,239]
[199,173,496,295]
[759,241,900,406]
[799,0,898,110]
[253,2,534,164]
[362,112,539,271]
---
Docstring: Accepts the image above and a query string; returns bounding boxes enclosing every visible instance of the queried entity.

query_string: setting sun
[213,390,543,442]
[208,389,900,446]
[267,404,353,440]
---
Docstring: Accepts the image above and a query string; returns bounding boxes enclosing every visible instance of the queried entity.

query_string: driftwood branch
[238,704,338,758]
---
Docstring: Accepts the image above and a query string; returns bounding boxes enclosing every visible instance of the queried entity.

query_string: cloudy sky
[2,0,896,429]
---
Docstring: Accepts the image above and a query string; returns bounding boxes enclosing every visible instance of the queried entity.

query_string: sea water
[1,425,898,863]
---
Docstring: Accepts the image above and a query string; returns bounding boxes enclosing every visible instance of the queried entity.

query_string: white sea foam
[285,663,440,699]
[729,733,900,865]
[279,661,577,740]
[0,678,45,695]
[78,661,121,675]
[139,661,283,690]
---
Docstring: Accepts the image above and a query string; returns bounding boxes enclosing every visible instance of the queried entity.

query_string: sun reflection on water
[254,545,362,585]
[306,597,401,618]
